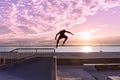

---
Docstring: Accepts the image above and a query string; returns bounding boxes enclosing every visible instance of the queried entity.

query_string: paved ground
[57,66,96,80]
[89,70,120,80]
[57,65,120,80]
[0,58,54,80]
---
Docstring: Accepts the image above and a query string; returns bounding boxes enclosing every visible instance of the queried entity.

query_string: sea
[0,46,120,52]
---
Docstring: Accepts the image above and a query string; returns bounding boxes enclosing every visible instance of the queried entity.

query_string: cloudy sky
[0,0,120,46]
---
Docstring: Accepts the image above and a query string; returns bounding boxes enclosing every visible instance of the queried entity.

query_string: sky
[0,0,120,46]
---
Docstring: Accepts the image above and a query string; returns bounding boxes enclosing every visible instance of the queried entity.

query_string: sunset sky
[0,0,120,46]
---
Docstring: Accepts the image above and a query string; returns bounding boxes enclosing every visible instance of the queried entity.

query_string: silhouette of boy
[55,29,73,48]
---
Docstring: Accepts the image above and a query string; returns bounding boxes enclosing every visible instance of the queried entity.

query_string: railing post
[3,57,6,65]
[54,49,55,53]
[0,58,2,65]
[36,48,37,53]
[0,53,2,65]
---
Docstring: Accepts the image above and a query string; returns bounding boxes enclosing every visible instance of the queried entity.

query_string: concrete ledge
[59,77,81,80]
[95,65,120,71]
[57,58,120,65]
[107,76,120,80]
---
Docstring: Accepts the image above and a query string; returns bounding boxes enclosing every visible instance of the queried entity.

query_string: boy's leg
[56,38,61,48]
[63,36,68,45]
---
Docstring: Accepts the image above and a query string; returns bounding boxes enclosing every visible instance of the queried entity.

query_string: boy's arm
[66,31,74,35]
[55,32,59,40]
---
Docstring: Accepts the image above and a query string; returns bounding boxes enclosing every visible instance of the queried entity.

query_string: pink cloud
[0,0,120,40]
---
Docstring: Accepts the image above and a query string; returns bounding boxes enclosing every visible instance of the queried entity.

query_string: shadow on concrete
[0,57,55,80]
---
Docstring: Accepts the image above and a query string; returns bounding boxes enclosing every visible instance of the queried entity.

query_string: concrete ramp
[0,57,56,80]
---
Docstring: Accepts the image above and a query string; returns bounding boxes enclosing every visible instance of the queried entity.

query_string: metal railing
[10,48,55,53]
[0,52,57,80]
[0,48,55,65]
